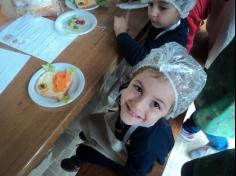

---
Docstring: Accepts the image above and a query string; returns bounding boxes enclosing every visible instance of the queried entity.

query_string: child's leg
[76,144,124,170]
[61,144,124,172]
[180,112,201,141]
[182,112,201,134]
[61,155,83,172]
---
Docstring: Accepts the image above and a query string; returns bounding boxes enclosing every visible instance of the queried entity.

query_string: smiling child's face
[148,0,180,29]
[120,68,175,126]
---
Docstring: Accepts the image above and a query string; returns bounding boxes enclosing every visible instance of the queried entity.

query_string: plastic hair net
[133,42,207,119]
[166,0,196,18]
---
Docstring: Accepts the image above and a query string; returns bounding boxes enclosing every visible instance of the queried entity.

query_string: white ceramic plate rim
[116,2,148,10]
[28,63,85,108]
[65,0,99,11]
[54,10,97,36]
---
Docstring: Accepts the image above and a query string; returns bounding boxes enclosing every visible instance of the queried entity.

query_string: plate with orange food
[65,0,99,11]
[28,63,85,108]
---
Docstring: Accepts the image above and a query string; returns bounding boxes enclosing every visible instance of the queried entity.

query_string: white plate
[116,1,148,10]
[55,10,97,36]
[28,63,85,108]
[65,0,99,11]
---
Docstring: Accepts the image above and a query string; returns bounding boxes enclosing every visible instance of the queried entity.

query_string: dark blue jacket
[115,117,175,176]
[116,20,188,66]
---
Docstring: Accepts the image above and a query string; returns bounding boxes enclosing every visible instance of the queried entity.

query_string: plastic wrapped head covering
[166,0,196,18]
[133,42,207,119]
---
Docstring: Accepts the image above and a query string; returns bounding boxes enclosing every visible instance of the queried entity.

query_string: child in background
[180,38,235,160]
[180,0,235,159]
[61,42,207,176]
[114,0,196,66]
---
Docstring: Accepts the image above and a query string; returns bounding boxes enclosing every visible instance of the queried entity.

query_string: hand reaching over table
[113,16,129,36]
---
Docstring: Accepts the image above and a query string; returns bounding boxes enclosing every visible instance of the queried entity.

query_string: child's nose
[150,7,159,17]
[133,96,147,112]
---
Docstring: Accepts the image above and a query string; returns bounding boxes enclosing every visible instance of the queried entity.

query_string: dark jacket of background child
[116,19,188,66]
[115,116,174,175]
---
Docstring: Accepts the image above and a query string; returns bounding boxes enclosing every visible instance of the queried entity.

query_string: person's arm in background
[205,0,235,69]
[114,16,150,66]
[114,17,187,66]
[186,0,235,68]
[186,0,210,65]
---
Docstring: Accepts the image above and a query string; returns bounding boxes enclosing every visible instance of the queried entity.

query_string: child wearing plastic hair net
[61,42,207,176]
[114,0,196,66]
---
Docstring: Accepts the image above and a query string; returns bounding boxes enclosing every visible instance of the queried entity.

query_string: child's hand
[114,16,128,36]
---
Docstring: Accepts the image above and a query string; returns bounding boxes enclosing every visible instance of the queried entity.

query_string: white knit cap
[133,42,207,119]
[166,0,196,18]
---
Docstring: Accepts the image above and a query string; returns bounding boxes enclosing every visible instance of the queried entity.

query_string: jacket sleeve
[116,27,187,66]
[116,32,150,66]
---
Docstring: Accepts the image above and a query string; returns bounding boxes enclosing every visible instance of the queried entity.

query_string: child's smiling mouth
[126,103,143,120]
[150,20,161,27]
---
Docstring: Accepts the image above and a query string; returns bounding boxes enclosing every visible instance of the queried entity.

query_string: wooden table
[0,1,148,176]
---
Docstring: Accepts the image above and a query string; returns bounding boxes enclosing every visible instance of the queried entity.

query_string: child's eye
[159,6,168,11]
[133,85,142,94]
[153,101,161,110]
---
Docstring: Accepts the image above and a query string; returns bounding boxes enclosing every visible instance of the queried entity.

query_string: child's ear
[176,12,181,20]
